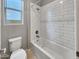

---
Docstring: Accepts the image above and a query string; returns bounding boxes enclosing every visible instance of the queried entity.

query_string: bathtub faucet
[36,35,40,38]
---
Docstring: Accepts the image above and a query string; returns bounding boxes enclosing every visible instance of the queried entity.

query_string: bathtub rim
[31,41,55,59]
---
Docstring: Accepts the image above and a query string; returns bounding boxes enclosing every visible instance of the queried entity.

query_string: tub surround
[30,0,76,59]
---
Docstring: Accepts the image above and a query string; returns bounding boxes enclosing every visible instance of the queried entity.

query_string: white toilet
[9,37,27,59]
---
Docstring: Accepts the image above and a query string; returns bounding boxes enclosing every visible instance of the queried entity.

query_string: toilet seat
[10,49,27,59]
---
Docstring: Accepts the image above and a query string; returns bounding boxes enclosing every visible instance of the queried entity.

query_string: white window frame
[4,0,24,25]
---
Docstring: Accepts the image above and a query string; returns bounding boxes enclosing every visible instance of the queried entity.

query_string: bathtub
[31,38,76,59]
[31,42,54,59]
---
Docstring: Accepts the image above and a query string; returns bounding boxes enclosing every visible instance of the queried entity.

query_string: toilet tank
[9,37,22,52]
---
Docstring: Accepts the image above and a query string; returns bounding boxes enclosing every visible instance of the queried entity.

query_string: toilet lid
[10,49,27,59]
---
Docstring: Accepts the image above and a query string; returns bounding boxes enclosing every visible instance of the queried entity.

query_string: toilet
[8,37,27,59]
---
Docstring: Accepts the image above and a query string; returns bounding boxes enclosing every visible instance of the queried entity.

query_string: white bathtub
[31,42,54,59]
[31,39,76,59]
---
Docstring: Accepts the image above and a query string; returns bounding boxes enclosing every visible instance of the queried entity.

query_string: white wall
[41,0,75,50]
[30,3,41,43]
[40,0,76,59]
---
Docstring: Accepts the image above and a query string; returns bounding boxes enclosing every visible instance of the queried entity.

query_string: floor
[27,49,37,59]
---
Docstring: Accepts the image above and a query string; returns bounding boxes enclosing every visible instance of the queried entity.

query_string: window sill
[4,23,24,26]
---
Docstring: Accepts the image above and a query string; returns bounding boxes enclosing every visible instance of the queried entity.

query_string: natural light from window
[5,0,23,25]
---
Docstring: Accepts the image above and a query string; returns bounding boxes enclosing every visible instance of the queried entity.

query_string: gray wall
[76,0,79,59]
[40,0,55,6]
[1,0,40,54]
[31,0,38,3]
[0,0,1,50]
[1,0,30,54]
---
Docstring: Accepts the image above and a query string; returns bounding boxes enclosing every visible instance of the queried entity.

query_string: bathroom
[0,0,78,59]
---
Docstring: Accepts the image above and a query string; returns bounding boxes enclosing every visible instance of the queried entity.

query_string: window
[4,0,24,25]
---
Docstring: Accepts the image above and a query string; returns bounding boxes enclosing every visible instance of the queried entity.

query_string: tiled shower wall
[30,3,41,42]
[40,0,75,50]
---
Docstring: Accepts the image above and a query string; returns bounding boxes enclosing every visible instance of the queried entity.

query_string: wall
[0,0,1,51]
[31,0,38,3]
[27,0,41,48]
[40,0,79,58]
[1,0,40,54]
[40,0,55,6]
[41,0,75,49]
[40,0,75,59]
[1,0,29,54]
[76,0,79,59]
[30,3,41,44]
